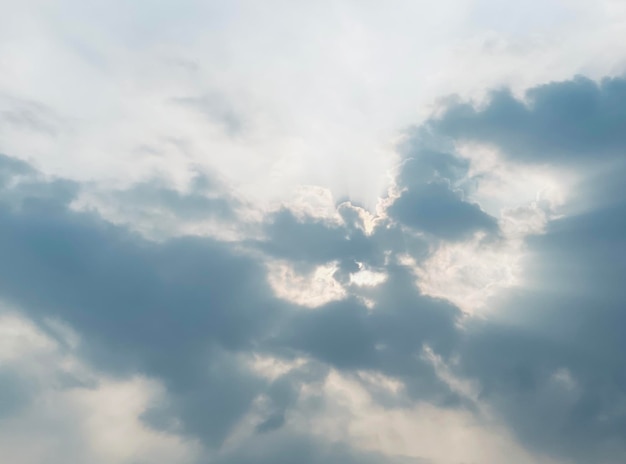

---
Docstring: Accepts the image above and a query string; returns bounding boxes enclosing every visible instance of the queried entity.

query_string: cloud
[389,181,498,240]
[0,148,475,462]
[3,0,626,212]
[213,430,427,464]
[0,310,202,464]
[0,152,460,462]
[3,1,626,462]
[172,94,247,136]
[2,74,626,464]
[432,76,626,163]
[0,157,285,448]
[387,139,498,241]
[421,75,626,462]
[260,208,379,266]
[0,367,33,419]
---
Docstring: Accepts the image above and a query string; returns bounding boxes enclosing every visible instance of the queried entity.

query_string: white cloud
[1,0,625,213]
[0,308,201,464]
[293,368,566,464]
[267,260,346,308]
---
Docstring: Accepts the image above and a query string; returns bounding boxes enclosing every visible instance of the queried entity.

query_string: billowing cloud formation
[1,74,626,464]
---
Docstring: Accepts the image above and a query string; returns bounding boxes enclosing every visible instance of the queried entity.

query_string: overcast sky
[1,1,626,463]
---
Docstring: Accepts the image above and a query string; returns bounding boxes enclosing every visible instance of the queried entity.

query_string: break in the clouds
[2,2,626,464]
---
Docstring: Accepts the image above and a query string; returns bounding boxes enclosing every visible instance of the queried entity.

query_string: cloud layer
[3,1,626,461]
[1,73,626,463]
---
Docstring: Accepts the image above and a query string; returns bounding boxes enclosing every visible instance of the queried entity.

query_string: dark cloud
[388,139,498,241]
[0,155,455,461]
[0,149,474,464]
[259,209,380,267]
[255,412,286,434]
[0,159,283,447]
[141,350,267,446]
[0,154,36,180]
[389,181,498,240]
[432,75,626,163]
[0,368,33,419]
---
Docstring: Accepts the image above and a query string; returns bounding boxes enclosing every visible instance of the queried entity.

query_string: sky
[1,1,626,463]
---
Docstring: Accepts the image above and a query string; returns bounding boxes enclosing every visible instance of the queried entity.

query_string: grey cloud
[458,213,626,463]
[0,161,283,447]
[388,138,498,241]
[389,181,498,241]
[141,350,267,446]
[0,154,36,180]
[395,147,470,188]
[425,76,626,463]
[0,368,33,420]
[88,171,240,240]
[279,264,463,406]
[432,75,626,163]
[282,299,379,369]
[0,152,468,457]
[0,155,457,460]
[259,208,383,269]
[0,154,77,210]
[255,412,286,434]
[256,202,462,403]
